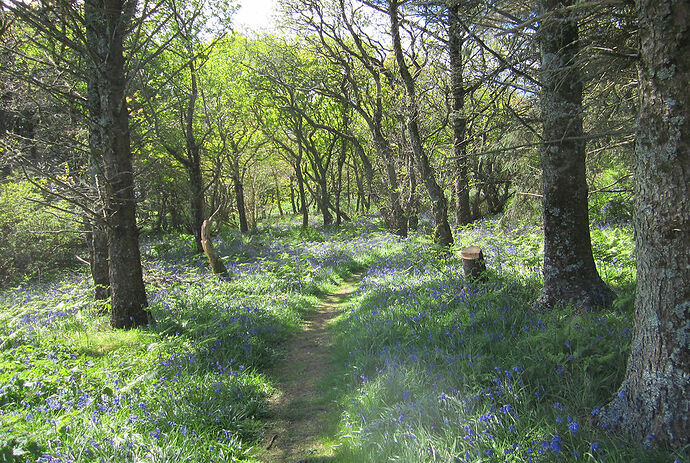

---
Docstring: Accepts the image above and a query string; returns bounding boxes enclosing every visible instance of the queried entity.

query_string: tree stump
[461,246,487,282]
[201,211,229,280]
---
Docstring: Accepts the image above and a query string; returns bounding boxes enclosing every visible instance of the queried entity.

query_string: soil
[256,274,360,463]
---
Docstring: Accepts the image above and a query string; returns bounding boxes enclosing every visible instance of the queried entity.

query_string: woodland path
[257,274,361,463]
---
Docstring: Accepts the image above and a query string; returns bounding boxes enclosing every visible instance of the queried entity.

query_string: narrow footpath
[257,274,361,463]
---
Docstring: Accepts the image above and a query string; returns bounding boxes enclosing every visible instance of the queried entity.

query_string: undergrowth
[0,215,685,463]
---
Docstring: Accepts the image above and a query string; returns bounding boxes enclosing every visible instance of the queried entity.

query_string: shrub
[0,177,83,286]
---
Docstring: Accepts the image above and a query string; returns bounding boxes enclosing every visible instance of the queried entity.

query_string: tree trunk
[389,0,452,247]
[188,160,204,252]
[89,221,110,302]
[536,0,614,309]
[274,172,284,217]
[599,0,690,448]
[232,172,249,233]
[85,0,149,329]
[295,158,309,228]
[201,211,229,279]
[86,73,109,302]
[407,150,419,231]
[375,133,407,237]
[318,177,333,226]
[449,3,472,227]
[353,142,372,211]
[461,246,487,282]
[185,58,204,253]
[289,176,297,214]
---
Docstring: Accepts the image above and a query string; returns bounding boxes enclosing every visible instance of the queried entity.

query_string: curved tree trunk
[599,0,690,448]
[536,0,614,309]
[201,209,229,279]
[389,0,452,247]
[85,0,149,329]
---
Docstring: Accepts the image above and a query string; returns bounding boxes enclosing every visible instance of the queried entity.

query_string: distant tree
[138,1,223,252]
[389,0,453,246]
[536,0,614,309]
[203,37,266,234]
[599,0,689,448]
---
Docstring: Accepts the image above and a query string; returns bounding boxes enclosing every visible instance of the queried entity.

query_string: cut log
[461,246,487,281]
[201,208,229,279]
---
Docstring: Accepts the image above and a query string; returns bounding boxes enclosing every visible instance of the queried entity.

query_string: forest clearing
[0,0,688,461]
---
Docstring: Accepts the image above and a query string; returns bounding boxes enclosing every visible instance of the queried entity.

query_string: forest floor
[257,274,361,463]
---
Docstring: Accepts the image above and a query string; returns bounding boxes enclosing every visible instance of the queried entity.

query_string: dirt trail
[257,274,360,463]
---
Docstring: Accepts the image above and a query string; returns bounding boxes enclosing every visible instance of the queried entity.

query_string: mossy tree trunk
[599,0,690,448]
[536,0,614,309]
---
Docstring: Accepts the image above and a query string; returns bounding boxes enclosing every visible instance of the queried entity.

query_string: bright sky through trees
[234,0,276,32]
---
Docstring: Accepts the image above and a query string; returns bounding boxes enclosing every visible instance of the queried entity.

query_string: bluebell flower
[550,435,562,454]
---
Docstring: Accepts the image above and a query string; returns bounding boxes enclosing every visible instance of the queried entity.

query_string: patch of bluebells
[3,220,393,461]
[336,220,640,461]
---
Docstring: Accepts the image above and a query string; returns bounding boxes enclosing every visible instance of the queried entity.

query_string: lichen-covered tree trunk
[86,75,109,302]
[85,0,149,329]
[599,0,690,448]
[89,221,110,301]
[389,0,452,247]
[449,3,471,227]
[536,0,614,309]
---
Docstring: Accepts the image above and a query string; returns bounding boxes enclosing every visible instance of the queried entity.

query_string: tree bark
[201,210,229,279]
[295,157,309,228]
[188,159,204,252]
[86,69,110,302]
[274,172,284,217]
[389,0,452,247]
[449,3,472,227]
[186,59,204,253]
[289,176,297,214]
[599,0,690,448]
[407,149,419,231]
[375,132,407,237]
[232,168,249,233]
[536,0,614,309]
[85,0,149,329]
[89,221,110,301]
